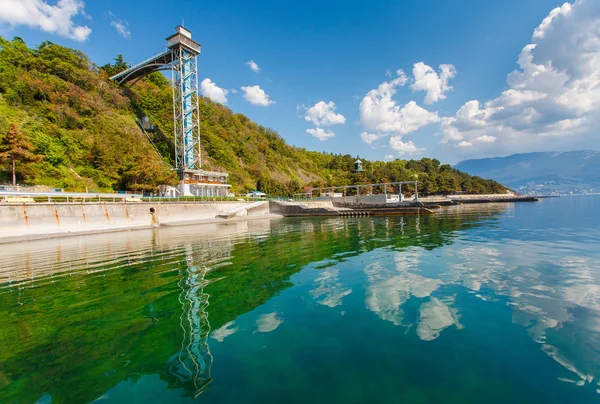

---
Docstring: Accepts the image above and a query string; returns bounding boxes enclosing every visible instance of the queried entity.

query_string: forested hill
[0,37,506,196]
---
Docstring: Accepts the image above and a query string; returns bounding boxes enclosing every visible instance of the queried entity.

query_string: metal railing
[0,191,272,204]
[1,193,141,204]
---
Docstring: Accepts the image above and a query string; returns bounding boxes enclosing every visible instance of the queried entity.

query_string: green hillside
[0,37,506,196]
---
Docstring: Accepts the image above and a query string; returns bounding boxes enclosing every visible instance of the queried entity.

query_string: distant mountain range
[454,150,600,195]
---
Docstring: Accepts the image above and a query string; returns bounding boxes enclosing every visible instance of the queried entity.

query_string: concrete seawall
[0,201,272,243]
[0,194,538,243]
[268,200,340,216]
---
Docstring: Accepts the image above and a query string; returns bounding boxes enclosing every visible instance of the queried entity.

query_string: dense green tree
[100,54,129,77]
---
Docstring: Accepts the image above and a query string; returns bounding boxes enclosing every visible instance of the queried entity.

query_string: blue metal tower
[111,26,231,197]
[167,27,202,172]
[110,26,202,173]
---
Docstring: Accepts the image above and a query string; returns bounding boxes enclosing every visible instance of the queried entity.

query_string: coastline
[0,195,541,244]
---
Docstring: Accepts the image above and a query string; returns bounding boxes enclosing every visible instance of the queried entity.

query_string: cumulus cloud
[476,135,496,143]
[108,11,130,38]
[389,137,425,155]
[533,2,572,39]
[241,85,273,106]
[360,132,386,145]
[442,0,600,156]
[201,78,228,104]
[245,60,260,73]
[359,69,443,153]
[410,62,456,104]
[304,101,346,126]
[307,128,335,141]
[0,0,92,41]
[302,100,345,141]
[359,70,440,136]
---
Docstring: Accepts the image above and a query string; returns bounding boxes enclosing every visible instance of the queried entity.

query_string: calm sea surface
[1,196,600,403]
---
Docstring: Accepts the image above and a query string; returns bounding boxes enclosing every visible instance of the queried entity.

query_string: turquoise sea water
[1,196,599,403]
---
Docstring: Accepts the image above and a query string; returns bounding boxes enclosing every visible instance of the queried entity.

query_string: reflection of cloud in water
[365,272,411,326]
[310,269,352,308]
[211,321,238,342]
[364,250,442,327]
[256,312,283,333]
[542,344,591,383]
[417,296,462,341]
[444,246,505,292]
[443,242,600,386]
[362,238,600,384]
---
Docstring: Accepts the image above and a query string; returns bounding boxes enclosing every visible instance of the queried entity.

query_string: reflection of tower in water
[170,237,234,397]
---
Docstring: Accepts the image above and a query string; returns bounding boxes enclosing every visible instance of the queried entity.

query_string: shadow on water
[1,199,598,402]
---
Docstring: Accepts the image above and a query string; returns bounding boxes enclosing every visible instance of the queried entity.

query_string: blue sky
[2,0,599,164]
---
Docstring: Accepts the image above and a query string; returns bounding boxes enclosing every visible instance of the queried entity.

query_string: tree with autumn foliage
[0,123,42,185]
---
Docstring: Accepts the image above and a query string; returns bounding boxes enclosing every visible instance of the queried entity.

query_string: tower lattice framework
[168,30,202,172]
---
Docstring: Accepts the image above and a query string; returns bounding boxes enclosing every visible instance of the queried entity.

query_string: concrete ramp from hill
[216,201,270,219]
[269,200,342,216]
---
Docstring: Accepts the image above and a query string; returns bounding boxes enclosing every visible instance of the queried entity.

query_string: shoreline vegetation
[0,37,507,197]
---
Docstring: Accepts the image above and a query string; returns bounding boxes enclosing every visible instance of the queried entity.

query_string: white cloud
[307,128,335,141]
[360,132,386,145]
[533,2,572,39]
[201,78,228,104]
[438,117,463,143]
[384,154,395,161]
[410,62,456,104]
[230,88,238,94]
[359,69,437,153]
[305,101,346,126]
[442,0,600,156]
[389,137,425,155]
[108,11,129,38]
[359,70,440,135]
[476,135,496,143]
[245,60,260,73]
[0,0,91,41]
[241,85,273,106]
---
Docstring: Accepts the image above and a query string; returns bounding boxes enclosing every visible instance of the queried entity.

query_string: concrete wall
[269,200,338,216]
[332,195,388,205]
[0,201,267,242]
